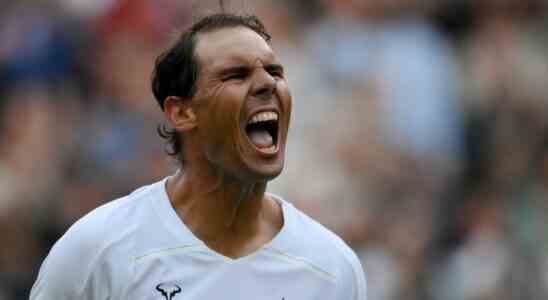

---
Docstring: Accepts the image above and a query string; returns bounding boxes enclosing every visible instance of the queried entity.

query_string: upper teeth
[248,111,278,125]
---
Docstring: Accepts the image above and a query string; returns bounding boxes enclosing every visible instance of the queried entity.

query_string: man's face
[191,26,292,182]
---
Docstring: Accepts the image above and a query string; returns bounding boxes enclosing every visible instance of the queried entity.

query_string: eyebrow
[218,65,251,77]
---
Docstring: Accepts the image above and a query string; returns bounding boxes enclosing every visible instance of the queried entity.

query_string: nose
[252,67,276,100]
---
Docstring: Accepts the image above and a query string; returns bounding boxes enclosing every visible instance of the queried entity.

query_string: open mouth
[245,111,279,154]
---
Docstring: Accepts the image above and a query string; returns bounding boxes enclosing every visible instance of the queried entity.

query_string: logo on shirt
[155,282,182,300]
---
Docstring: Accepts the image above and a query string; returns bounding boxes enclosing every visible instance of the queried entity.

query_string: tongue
[248,129,273,148]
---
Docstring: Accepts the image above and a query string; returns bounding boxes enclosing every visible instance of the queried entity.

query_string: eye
[223,74,245,81]
[269,70,283,78]
[226,74,243,80]
[223,71,248,82]
[266,66,284,79]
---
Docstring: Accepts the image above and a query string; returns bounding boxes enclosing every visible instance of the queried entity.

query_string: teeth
[259,144,277,153]
[264,145,276,152]
[248,111,278,125]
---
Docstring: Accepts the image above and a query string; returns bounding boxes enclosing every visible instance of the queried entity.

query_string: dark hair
[151,13,271,163]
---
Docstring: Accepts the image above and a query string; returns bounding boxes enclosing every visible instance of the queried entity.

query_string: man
[30,13,366,299]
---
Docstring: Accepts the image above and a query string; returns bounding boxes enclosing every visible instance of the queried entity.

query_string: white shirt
[30,178,367,300]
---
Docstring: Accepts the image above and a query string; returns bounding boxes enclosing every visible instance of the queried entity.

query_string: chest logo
[155,283,182,300]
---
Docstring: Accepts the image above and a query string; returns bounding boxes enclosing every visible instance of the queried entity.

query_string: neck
[166,165,271,244]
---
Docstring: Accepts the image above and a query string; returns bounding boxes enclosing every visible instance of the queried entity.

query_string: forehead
[194,26,276,71]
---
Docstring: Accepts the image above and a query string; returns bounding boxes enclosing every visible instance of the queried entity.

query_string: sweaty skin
[163,26,292,259]
[194,31,291,181]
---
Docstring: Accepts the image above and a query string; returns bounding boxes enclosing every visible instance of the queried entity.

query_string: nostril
[253,70,277,98]
[255,85,275,99]
[257,87,271,95]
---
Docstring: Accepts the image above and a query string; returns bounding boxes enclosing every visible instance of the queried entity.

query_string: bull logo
[155,283,182,300]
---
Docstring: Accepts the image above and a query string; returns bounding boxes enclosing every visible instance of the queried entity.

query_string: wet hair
[151,13,271,163]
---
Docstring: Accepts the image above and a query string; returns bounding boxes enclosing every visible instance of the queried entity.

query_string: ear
[164,96,197,132]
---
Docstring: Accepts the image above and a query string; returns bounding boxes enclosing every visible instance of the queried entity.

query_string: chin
[259,166,284,182]
[242,158,285,183]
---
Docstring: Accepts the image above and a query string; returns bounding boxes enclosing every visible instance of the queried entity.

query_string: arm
[29,221,113,300]
[352,256,367,300]
[348,252,367,300]
[30,238,94,299]
[336,247,367,300]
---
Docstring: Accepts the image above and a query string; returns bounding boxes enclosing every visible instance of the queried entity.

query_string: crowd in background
[1,0,548,299]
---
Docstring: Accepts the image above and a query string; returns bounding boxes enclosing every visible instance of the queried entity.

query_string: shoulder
[288,200,364,271]
[30,180,165,299]
[58,180,160,252]
[271,195,367,299]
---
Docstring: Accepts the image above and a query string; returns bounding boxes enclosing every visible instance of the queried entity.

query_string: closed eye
[221,66,251,82]
[220,64,284,81]
[265,64,284,78]
[223,72,248,81]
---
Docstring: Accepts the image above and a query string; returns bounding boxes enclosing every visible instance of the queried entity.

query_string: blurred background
[1,0,548,299]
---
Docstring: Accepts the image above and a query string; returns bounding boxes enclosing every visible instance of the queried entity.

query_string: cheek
[209,85,247,129]
[198,84,248,154]
[276,81,292,125]
[277,81,291,105]
[197,83,242,125]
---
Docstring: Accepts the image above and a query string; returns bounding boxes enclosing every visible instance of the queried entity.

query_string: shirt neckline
[152,176,294,262]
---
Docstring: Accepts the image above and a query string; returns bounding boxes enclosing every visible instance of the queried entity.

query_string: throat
[202,194,283,259]
[168,173,282,259]
[173,176,267,239]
